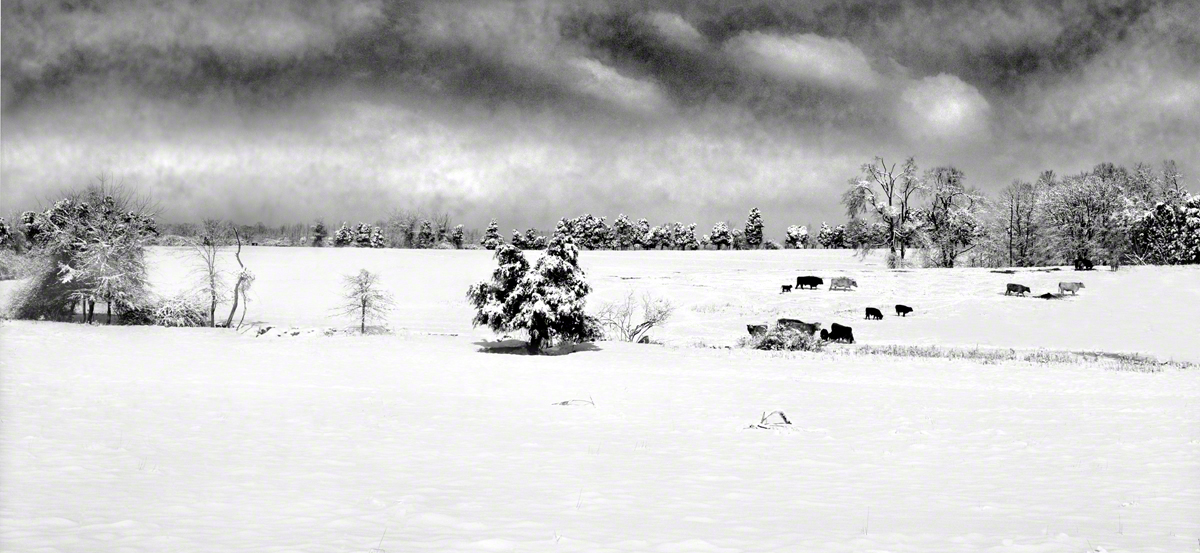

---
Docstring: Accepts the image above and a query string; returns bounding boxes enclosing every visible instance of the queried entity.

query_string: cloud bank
[2,0,1197,236]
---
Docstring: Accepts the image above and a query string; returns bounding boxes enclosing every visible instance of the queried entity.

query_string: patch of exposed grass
[846,344,1193,372]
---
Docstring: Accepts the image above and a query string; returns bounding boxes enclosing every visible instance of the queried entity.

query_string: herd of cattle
[750,271,1089,346]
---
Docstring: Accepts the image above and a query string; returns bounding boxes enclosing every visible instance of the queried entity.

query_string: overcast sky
[3,0,1198,236]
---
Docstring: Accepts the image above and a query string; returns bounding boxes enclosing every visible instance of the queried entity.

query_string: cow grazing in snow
[1058,282,1085,295]
[781,284,793,293]
[777,318,821,336]
[829,277,858,291]
[827,323,855,343]
[865,307,883,320]
[895,304,913,317]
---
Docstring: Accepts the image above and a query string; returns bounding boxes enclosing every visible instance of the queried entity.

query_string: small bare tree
[222,229,255,329]
[191,219,229,327]
[596,291,674,342]
[336,269,395,333]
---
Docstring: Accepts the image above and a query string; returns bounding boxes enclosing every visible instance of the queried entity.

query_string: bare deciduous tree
[596,291,674,343]
[192,218,228,327]
[842,157,924,265]
[336,269,395,333]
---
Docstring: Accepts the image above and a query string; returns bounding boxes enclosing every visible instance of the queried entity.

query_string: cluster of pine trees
[476,208,786,251]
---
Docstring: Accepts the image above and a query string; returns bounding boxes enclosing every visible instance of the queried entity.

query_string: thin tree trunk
[237,288,249,329]
[223,229,247,328]
[224,280,241,328]
[106,302,112,324]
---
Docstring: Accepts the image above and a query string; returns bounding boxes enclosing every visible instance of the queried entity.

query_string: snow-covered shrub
[738,327,825,352]
[151,291,209,327]
[0,250,33,281]
[762,240,781,250]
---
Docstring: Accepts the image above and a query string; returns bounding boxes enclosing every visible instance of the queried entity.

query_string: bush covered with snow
[738,327,826,352]
[468,236,601,353]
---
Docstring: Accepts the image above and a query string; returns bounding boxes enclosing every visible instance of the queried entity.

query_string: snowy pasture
[2,247,1198,552]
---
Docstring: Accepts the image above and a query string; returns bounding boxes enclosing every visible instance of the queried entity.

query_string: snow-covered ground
[2,248,1198,552]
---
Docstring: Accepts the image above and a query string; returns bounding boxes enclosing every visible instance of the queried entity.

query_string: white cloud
[897,74,991,143]
[643,12,705,49]
[565,58,669,114]
[723,32,881,91]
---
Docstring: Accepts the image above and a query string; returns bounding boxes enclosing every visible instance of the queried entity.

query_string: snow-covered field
[2,248,1198,552]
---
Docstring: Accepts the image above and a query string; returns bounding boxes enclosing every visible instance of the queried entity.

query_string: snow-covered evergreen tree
[333,222,353,247]
[311,220,328,247]
[508,235,601,352]
[730,227,746,250]
[467,237,601,353]
[677,223,699,250]
[369,225,386,248]
[0,217,13,251]
[785,225,809,248]
[612,214,636,249]
[415,220,434,248]
[467,244,529,334]
[450,225,465,249]
[511,229,527,249]
[525,228,546,249]
[634,218,651,249]
[353,223,372,247]
[709,222,732,250]
[744,208,764,248]
[481,220,502,250]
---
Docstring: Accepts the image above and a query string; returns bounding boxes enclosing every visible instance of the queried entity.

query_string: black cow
[895,304,913,317]
[781,284,793,293]
[828,323,855,343]
[1074,258,1094,271]
[819,329,829,340]
[747,324,768,337]
[865,307,883,320]
[1005,283,1031,296]
[795,276,823,289]
[777,318,821,335]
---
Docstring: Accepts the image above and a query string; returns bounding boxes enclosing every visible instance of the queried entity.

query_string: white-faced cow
[829,277,858,291]
[1058,282,1085,295]
[777,318,821,335]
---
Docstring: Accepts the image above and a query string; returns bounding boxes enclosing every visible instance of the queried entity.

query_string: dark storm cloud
[1,0,1197,234]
